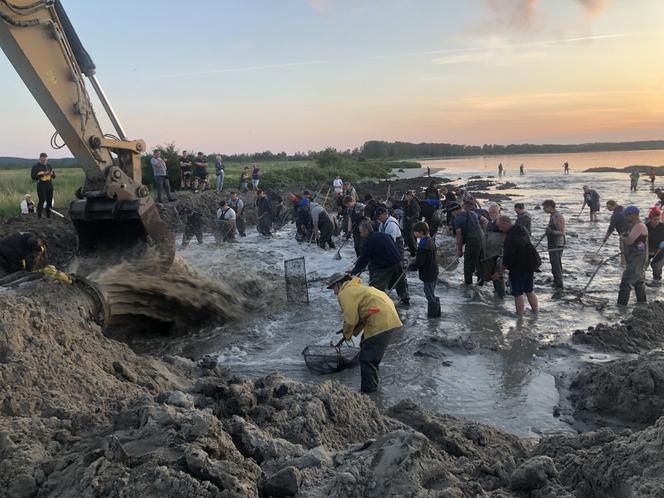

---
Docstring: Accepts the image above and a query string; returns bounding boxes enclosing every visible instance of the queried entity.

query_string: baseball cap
[624,205,640,216]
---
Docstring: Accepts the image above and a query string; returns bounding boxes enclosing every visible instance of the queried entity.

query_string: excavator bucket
[69,197,175,267]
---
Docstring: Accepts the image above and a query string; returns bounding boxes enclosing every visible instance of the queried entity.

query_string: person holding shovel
[618,205,648,305]
[646,207,664,288]
[326,272,402,393]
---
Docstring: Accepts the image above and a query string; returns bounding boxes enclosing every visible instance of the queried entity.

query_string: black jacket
[503,225,537,273]
[404,199,420,222]
[31,162,55,182]
[0,232,42,273]
[408,236,439,282]
[352,232,401,273]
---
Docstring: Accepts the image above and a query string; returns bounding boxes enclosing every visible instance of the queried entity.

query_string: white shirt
[333,178,343,193]
[379,216,402,241]
[217,207,236,221]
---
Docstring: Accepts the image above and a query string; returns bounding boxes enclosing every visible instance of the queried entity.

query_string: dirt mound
[0,215,76,268]
[535,420,664,497]
[571,301,664,352]
[414,335,478,359]
[567,351,664,430]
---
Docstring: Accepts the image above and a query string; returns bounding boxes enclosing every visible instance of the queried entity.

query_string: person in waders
[344,196,367,257]
[448,201,486,285]
[618,205,648,306]
[408,222,441,317]
[542,199,565,292]
[376,206,405,260]
[326,272,403,393]
[646,207,664,287]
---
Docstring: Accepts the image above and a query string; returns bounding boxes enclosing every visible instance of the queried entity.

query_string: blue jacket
[351,232,401,274]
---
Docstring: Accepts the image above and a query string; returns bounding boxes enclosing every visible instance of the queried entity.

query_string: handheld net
[302,343,360,375]
[284,256,309,304]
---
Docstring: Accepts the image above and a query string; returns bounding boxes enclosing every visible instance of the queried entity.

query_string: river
[132,151,663,438]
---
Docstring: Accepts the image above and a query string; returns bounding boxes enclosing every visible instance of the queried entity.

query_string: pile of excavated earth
[3,176,664,496]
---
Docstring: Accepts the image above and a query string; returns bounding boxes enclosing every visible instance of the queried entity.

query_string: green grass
[0,168,83,218]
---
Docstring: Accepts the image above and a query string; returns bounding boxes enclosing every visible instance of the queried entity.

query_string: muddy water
[141,166,661,437]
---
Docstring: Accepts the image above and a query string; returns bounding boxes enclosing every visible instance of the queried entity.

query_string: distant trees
[359,140,664,159]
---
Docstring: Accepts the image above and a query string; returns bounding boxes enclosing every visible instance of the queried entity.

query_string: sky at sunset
[0,0,663,156]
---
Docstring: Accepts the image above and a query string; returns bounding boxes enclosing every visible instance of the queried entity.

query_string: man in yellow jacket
[326,273,403,393]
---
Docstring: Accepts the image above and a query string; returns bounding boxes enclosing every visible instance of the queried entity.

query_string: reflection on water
[421,148,664,173]
[148,165,663,437]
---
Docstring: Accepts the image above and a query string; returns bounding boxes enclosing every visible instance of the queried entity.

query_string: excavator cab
[0,0,174,267]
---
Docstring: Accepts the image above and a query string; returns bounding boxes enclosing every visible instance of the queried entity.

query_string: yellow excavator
[0,0,174,266]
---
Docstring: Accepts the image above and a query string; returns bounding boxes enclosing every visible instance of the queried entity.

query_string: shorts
[508,271,534,296]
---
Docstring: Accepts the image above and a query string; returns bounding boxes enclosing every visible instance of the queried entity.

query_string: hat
[299,198,310,208]
[649,206,661,218]
[445,202,462,213]
[325,272,350,289]
[624,205,640,216]
[374,206,388,216]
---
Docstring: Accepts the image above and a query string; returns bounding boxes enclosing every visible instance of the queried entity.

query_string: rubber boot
[635,281,647,303]
[617,283,631,306]
[427,297,441,318]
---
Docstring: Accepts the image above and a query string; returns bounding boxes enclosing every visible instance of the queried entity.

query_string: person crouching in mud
[326,272,403,393]
[0,232,45,277]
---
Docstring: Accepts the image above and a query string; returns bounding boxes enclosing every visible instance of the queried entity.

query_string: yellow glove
[38,265,72,284]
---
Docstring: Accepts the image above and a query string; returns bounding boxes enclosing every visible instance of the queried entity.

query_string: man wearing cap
[582,185,600,222]
[326,272,403,393]
[646,207,664,287]
[376,206,405,259]
[618,205,648,305]
[350,221,410,306]
[448,201,485,285]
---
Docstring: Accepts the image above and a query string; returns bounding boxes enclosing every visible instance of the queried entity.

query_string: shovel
[333,236,351,260]
[533,232,547,249]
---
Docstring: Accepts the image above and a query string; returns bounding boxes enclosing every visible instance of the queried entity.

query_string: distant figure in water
[563,162,570,174]
[519,164,524,176]
[650,168,656,187]
[498,163,503,176]
[630,171,640,192]
[427,166,431,177]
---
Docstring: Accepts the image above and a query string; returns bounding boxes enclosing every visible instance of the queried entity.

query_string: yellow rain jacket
[338,277,403,341]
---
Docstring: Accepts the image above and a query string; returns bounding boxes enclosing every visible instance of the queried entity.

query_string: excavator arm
[0,0,174,266]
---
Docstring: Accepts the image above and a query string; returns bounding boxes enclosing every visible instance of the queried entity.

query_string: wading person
[214,154,224,193]
[216,200,236,243]
[582,185,600,222]
[408,222,440,317]
[603,200,629,255]
[542,199,565,292]
[498,216,540,314]
[646,207,664,287]
[180,207,204,247]
[629,171,640,192]
[343,181,358,201]
[376,206,405,259]
[31,153,55,219]
[618,205,648,305]
[344,195,367,257]
[350,221,410,306]
[0,232,45,277]
[150,150,176,203]
[295,198,314,242]
[325,272,403,393]
[481,203,506,298]
[449,201,485,285]
[514,203,532,237]
[563,162,570,174]
[309,199,335,249]
[256,189,273,236]
[519,164,524,176]
[228,192,246,237]
[403,191,421,257]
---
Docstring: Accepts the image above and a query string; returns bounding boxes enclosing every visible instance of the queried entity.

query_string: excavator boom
[0,0,174,266]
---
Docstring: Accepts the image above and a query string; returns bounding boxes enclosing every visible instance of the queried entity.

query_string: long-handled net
[284,256,309,304]
[302,340,360,375]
